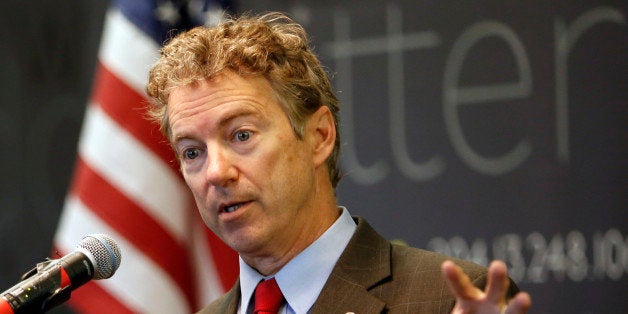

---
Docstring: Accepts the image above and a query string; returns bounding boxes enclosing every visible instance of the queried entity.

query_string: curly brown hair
[146,12,342,187]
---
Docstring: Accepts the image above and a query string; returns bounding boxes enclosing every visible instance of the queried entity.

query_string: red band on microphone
[60,268,71,289]
[0,298,15,314]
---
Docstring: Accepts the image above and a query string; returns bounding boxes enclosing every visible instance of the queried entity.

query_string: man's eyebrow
[172,107,264,144]
[217,107,263,128]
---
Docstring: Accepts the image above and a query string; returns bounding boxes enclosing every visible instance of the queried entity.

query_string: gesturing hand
[442,260,532,314]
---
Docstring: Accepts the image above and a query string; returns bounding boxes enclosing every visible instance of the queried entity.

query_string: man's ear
[306,106,336,168]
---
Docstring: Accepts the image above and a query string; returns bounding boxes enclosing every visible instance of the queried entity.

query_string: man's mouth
[221,202,247,214]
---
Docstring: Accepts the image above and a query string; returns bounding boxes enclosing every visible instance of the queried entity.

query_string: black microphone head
[76,234,122,280]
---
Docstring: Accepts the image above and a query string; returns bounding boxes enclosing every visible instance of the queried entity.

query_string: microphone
[0,234,121,314]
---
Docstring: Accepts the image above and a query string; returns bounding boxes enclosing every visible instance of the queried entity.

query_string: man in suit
[146,12,531,314]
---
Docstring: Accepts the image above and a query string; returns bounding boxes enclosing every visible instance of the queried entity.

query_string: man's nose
[205,148,238,187]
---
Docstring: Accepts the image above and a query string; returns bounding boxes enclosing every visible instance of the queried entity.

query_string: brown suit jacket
[197,217,518,313]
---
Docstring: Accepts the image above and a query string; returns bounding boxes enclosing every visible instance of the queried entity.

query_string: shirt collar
[239,207,356,314]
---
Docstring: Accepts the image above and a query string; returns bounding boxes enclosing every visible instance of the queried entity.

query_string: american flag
[53,1,238,313]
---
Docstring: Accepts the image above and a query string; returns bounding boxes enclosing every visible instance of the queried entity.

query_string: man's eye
[234,130,251,142]
[183,148,200,160]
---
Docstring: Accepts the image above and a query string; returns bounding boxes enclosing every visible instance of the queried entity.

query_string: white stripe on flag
[78,103,191,243]
[99,8,160,96]
[54,196,191,314]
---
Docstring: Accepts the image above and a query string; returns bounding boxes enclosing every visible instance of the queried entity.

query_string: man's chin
[221,230,263,254]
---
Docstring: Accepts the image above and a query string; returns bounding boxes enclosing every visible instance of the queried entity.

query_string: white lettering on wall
[443,21,533,175]
[323,4,626,185]
[554,6,626,164]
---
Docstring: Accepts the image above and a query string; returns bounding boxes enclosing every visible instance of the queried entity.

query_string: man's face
[167,71,321,258]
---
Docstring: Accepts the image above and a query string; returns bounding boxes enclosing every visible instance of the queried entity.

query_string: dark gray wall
[1,1,626,313]
[0,1,108,313]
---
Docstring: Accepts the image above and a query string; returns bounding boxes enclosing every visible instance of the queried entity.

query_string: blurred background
[0,0,626,313]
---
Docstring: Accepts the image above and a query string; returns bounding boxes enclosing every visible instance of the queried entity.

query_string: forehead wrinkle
[168,71,279,143]
[169,102,213,144]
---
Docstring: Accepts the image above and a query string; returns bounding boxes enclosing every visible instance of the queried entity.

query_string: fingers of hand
[441,260,483,300]
[503,292,532,314]
[485,260,510,304]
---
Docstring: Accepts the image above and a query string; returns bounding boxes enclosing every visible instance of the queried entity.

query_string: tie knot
[253,278,284,314]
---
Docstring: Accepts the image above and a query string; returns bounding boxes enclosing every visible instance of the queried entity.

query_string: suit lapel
[310,217,391,314]
[216,279,241,314]
[225,285,240,314]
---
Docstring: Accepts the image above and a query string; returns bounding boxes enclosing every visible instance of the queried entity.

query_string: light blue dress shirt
[238,207,357,314]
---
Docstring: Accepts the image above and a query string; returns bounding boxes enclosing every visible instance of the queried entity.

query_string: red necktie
[253,278,284,314]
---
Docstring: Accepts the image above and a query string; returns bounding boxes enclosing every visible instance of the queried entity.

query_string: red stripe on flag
[203,227,239,289]
[91,63,180,174]
[70,158,197,309]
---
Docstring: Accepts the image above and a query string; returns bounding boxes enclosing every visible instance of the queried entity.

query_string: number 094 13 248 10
[427,228,627,284]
